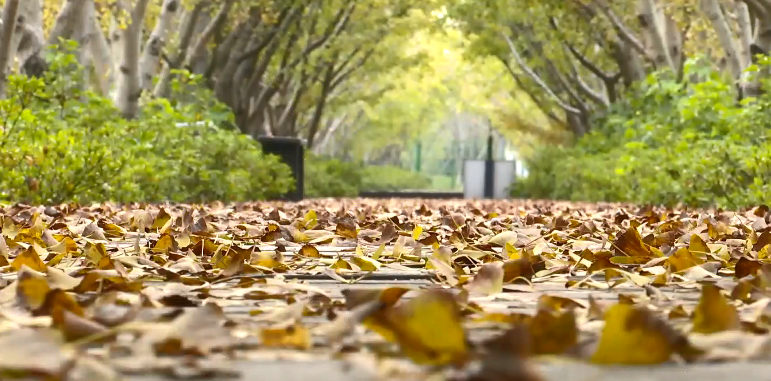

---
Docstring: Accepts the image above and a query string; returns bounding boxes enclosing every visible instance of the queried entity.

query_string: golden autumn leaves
[3,200,771,379]
[318,281,740,372]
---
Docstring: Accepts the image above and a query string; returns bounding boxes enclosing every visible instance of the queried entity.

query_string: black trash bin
[257,136,304,201]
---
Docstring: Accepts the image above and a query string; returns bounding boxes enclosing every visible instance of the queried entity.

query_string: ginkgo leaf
[692,283,741,334]
[260,324,311,350]
[592,303,701,364]
[465,262,504,295]
[667,247,704,272]
[11,245,47,273]
[358,288,468,366]
[613,227,655,257]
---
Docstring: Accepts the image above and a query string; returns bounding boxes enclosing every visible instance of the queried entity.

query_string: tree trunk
[139,0,180,91]
[0,0,20,98]
[741,0,771,97]
[151,1,205,98]
[10,0,43,73]
[734,1,753,68]
[701,0,743,80]
[637,0,675,72]
[87,1,113,96]
[113,0,149,119]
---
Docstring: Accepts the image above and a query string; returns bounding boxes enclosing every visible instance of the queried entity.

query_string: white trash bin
[463,160,516,199]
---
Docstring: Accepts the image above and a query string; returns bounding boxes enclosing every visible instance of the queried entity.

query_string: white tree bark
[47,0,87,48]
[86,1,113,96]
[741,0,771,97]
[139,0,180,91]
[701,0,744,80]
[0,0,21,98]
[108,15,123,82]
[184,1,212,72]
[637,0,676,72]
[735,1,754,68]
[181,0,234,69]
[70,0,94,66]
[9,0,43,71]
[151,1,206,98]
[113,0,150,119]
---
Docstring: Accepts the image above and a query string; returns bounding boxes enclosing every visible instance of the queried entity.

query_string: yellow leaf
[330,257,353,271]
[376,289,468,366]
[335,219,358,240]
[27,213,45,239]
[529,307,578,355]
[48,236,77,255]
[613,227,656,257]
[16,267,51,311]
[502,258,534,283]
[84,242,108,267]
[372,243,386,260]
[39,289,84,318]
[151,233,177,254]
[667,247,704,272]
[689,234,711,255]
[489,231,517,246]
[299,245,320,258]
[11,246,47,273]
[592,304,685,364]
[412,225,423,241]
[302,210,318,229]
[151,208,172,230]
[351,252,381,271]
[691,283,740,334]
[260,324,311,350]
[2,217,20,239]
[250,252,286,270]
[505,242,520,259]
[101,222,127,238]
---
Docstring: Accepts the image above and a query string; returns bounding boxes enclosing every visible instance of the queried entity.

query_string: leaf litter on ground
[4,200,771,379]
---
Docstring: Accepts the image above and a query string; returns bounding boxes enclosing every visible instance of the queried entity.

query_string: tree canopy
[442,0,771,138]
[0,0,768,196]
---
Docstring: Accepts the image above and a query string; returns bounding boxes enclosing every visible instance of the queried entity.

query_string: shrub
[304,154,362,198]
[360,165,433,191]
[0,45,293,205]
[304,154,436,197]
[514,55,771,209]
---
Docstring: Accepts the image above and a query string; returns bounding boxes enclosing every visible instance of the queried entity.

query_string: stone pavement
[123,274,762,381]
[127,358,771,381]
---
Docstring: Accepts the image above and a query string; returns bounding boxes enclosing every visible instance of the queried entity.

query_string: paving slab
[125,358,771,381]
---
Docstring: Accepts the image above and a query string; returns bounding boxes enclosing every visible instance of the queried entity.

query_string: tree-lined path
[1,1,771,380]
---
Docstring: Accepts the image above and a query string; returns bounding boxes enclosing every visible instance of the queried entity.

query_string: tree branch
[501,32,581,115]
[590,0,653,62]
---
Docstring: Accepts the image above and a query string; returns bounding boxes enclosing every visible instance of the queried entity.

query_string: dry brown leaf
[465,262,504,296]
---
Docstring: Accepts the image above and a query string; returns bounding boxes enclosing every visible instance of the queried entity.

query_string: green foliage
[304,155,362,198]
[360,165,433,191]
[0,47,293,205]
[514,56,771,209]
[304,154,435,197]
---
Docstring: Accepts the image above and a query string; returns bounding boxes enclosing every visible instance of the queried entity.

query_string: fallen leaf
[260,324,311,350]
[591,303,700,364]
[362,288,468,366]
[0,328,71,377]
[465,262,504,296]
[692,283,741,334]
